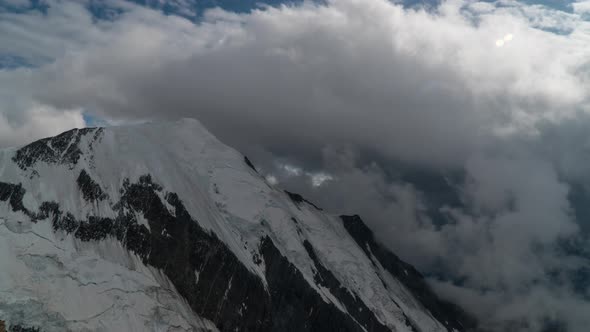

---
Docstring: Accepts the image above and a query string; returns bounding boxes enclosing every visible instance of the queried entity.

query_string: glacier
[0,119,474,332]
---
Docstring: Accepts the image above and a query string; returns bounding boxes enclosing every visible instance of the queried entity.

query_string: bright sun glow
[265,174,278,185]
[495,33,514,47]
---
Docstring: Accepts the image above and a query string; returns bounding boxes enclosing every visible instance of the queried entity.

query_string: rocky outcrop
[284,190,323,211]
[0,120,475,332]
[341,215,476,332]
[0,174,416,331]
[12,128,103,171]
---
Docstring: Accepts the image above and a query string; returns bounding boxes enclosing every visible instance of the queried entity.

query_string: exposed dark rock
[12,128,103,171]
[8,325,40,332]
[0,182,28,215]
[244,156,258,173]
[52,212,77,233]
[284,190,323,211]
[291,217,303,236]
[116,178,270,331]
[42,176,269,331]
[76,170,107,202]
[341,215,477,332]
[0,183,65,223]
[260,236,371,332]
[302,240,391,332]
[1,171,472,332]
[75,216,115,241]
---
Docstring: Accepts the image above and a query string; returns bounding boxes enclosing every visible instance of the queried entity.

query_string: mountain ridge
[0,119,475,332]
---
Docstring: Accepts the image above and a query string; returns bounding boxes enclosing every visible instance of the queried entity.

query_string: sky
[1,0,590,331]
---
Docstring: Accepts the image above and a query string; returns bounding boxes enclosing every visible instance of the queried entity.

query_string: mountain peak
[0,120,474,332]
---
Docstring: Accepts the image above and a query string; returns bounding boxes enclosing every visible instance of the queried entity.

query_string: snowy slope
[0,119,473,332]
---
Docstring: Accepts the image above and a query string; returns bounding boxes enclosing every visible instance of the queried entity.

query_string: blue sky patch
[0,54,34,70]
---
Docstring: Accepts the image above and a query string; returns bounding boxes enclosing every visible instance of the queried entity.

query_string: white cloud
[0,104,84,147]
[265,174,279,185]
[1,0,590,330]
[573,0,590,14]
[281,164,303,176]
[310,172,333,187]
[1,0,31,8]
[9,0,585,166]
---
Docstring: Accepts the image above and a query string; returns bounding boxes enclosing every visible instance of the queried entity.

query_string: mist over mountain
[0,119,474,331]
[1,0,590,331]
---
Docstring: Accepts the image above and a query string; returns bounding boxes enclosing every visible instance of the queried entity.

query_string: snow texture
[0,119,461,331]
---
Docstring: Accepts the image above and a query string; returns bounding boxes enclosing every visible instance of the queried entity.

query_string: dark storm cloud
[1,0,590,331]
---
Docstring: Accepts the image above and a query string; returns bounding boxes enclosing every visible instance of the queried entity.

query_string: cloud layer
[2,0,590,331]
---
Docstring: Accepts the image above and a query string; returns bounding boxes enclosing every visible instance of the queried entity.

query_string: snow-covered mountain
[0,119,474,332]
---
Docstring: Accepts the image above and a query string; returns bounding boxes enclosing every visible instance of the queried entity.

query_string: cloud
[573,1,590,15]
[0,65,85,147]
[0,103,84,148]
[1,0,590,330]
[274,145,590,331]
[1,0,32,9]
[19,0,589,165]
